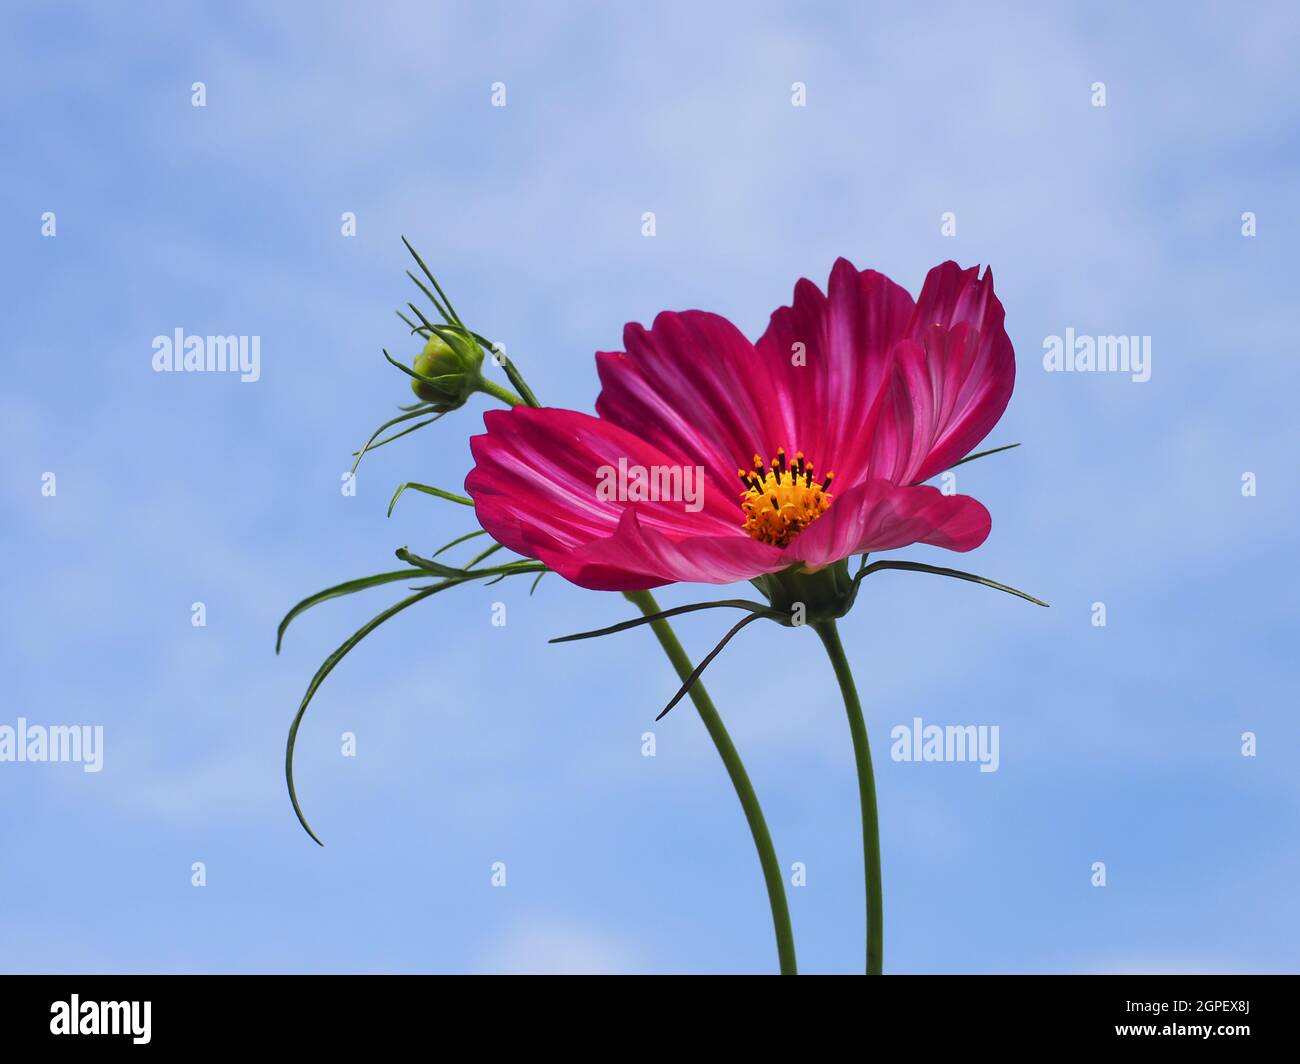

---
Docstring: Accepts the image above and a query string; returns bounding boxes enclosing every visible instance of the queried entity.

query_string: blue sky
[2,0,1298,973]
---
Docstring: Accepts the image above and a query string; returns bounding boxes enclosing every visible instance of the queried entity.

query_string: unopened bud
[410,329,485,409]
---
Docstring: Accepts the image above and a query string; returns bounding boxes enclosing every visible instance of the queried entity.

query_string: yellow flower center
[737,448,834,547]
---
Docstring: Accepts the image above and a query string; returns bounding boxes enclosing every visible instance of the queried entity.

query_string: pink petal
[595,310,787,496]
[891,262,1016,483]
[466,406,788,590]
[530,508,785,591]
[754,257,915,487]
[787,479,991,568]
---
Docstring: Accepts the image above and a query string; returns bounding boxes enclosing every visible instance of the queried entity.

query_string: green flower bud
[409,329,485,409]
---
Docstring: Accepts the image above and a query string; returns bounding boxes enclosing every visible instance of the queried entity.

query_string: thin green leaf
[499,358,540,409]
[550,599,777,644]
[405,270,454,325]
[395,548,543,582]
[387,482,474,517]
[406,301,439,334]
[402,236,463,325]
[529,571,547,596]
[276,569,424,654]
[351,406,437,474]
[462,542,503,569]
[954,442,1020,466]
[381,347,457,389]
[286,583,444,846]
[656,610,773,720]
[362,415,444,454]
[937,442,1021,478]
[395,310,430,338]
[430,529,489,558]
[857,560,1049,608]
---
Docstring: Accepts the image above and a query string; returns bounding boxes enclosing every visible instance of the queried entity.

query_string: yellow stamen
[737,448,834,547]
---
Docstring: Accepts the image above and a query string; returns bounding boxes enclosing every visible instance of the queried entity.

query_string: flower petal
[465,406,741,563]
[530,507,785,591]
[894,262,1016,483]
[466,406,785,590]
[786,479,991,568]
[595,310,787,494]
[754,257,915,486]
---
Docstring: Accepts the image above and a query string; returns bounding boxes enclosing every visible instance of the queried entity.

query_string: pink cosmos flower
[465,259,1015,592]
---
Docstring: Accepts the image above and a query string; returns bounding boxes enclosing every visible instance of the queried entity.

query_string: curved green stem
[473,354,792,969]
[478,377,526,408]
[624,589,797,975]
[813,619,883,974]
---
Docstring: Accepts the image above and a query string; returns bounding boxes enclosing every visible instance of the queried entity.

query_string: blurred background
[2,0,1297,973]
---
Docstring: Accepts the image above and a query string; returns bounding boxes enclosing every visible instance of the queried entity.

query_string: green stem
[625,589,797,975]
[813,619,883,974]
[474,363,791,970]
[478,376,526,408]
